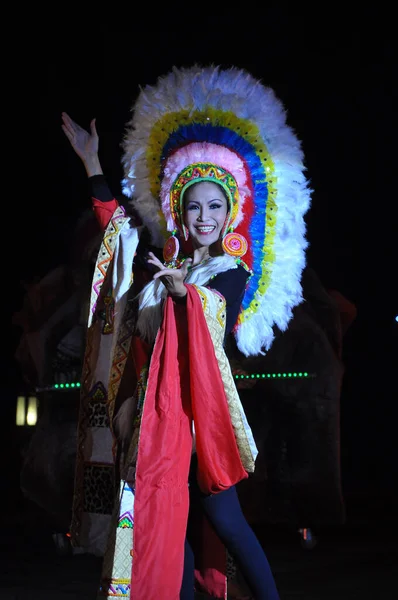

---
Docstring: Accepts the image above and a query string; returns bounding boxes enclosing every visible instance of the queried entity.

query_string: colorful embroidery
[118,513,133,529]
[99,579,131,597]
[89,206,129,327]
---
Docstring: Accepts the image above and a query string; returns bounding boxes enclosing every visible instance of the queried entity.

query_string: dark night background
[4,5,397,530]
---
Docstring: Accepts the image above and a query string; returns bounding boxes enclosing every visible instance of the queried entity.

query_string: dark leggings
[180,461,280,600]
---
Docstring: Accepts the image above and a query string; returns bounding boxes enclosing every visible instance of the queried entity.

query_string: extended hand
[147,252,192,298]
[61,112,99,164]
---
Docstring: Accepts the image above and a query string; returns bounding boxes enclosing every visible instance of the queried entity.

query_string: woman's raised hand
[146,252,192,298]
[61,112,102,176]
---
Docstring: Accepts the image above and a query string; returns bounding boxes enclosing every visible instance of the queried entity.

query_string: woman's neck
[191,241,223,266]
[192,246,210,266]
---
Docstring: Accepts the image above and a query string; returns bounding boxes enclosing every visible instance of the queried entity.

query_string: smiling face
[183,181,229,249]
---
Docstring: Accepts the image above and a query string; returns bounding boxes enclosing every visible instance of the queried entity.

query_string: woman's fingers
[61,112,76,134]
[90,118,98,137]
[147,252,164,270]
[62,112,86,137]
[61,124,72,140]
[152,269,171,280]
[180,258,192,275]
[61,125,78,147]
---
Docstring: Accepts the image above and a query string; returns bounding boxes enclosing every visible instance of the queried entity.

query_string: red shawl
[131,285,248,599]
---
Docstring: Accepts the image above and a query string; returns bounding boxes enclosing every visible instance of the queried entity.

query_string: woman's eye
[187,204,199,211]
[210,203,222,209]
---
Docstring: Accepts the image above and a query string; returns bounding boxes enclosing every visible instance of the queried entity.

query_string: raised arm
[61,112,119,229]
[61,112,102,177]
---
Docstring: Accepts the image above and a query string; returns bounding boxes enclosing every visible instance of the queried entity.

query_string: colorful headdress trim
[152,113,277,320]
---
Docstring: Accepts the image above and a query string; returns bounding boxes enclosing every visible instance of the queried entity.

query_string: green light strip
[35,371,314,393]
[35,382,82,392]
[54,382,81,388]
[233,372,313,379]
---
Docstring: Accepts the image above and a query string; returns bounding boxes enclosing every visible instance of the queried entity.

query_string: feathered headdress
[121,64,311,356]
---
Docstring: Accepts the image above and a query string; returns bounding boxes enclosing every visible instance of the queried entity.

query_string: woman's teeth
[196,226,215,233]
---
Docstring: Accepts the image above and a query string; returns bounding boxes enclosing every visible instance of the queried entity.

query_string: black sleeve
[88,174,115,202]
[88,175,144,226]
[207,265,250,334]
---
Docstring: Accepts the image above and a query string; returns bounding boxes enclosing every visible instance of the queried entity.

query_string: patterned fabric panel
[88,402,110,428]
[192,285,258,471]
[86,381,110,428]
[98,481,134,599]
[83,464,115,514]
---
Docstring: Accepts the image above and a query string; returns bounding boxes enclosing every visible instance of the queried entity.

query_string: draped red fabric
[186,289,248,495]
[131,286,247,599]
[130,335,150,380]
[91,197,119,231]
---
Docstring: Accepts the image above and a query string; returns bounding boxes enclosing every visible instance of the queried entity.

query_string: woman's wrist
[83,155,103,177]
[170,286,187,300]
